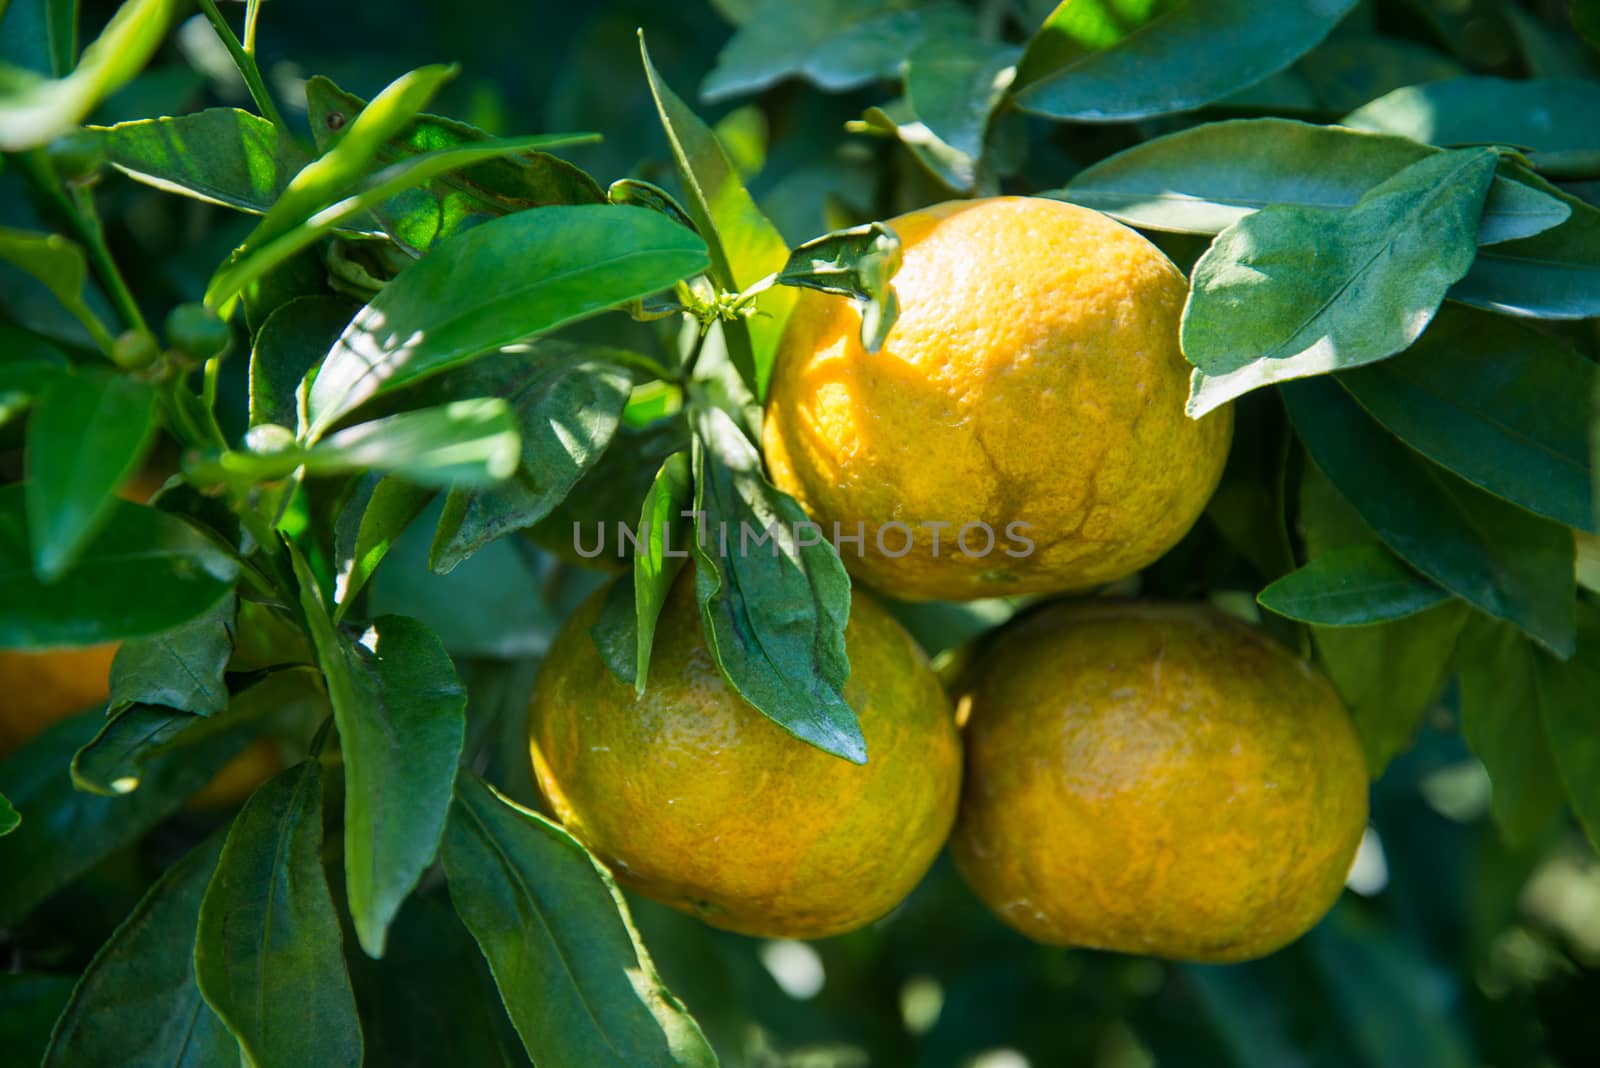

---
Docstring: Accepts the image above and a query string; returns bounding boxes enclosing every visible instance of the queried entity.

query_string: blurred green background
[4,1,1600,1065]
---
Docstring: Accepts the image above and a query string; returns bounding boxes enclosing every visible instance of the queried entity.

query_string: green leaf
[1297,462,1467,775]
[441,772,719,1068]
[0,704,250,926]
[1577,0,1600,51]
[1536,603,1600,854]
[1337,307,1596,532]
[1184,148,1498,417]
[641,35,794,399]
[632,451,693,692]
[904,34,1021,162]
[95,108,313,216]
[0,325,68,426]
[0,485,238,649]
[302,398,521,489]
[249,294,356,431]
[42,833,235,1068]
[701,0,965,102]
[1284,377,1576,658]
[429,346,633,574]
[195,759,364,1066]
[691,405,863,763]
[775,222,902,353]
[527,415,691,561]
[1454,620,1565,846]
[0,791,17,835]
[289,543,465,958]
[0,0,175,151]
[333,474,432,620]
[608,178,699,233]
[235,64,455,257]
[1259,545,1448,627]
[1344,77,1600,174]
[1012,0,1357,122]
[108,591,235,717]
[854,98,983,195]
[1449,172,1600,320]
[305,204,707,438]
[0,226,115,352]
[25,368,158,580]
[305,75,604,253]
[1056,118,1569,246]
[1313,601,1468,775]
[206,132,599,310]
[0,974,73,1068]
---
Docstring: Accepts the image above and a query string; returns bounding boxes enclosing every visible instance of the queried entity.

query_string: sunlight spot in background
[1419,760,1492,822]
[899,975,943,1035]
[761,940,825,1000]
[1522,845,1600,960]
[177,16,245,96]
[1346,827,1389,896]
[967,1049,1029,1068]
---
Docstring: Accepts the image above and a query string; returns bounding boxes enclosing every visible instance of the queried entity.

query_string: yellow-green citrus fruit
[951,600,1367,963]
[528,572,962,939]
[763,196,1232,601]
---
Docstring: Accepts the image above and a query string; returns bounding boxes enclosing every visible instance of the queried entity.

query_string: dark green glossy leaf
[1338,307,1595,531]
[904,34,1021,162]
[0,324,68,426]
[25,367,158,579]
[430,346,633,574]
[195,759,363,1066]
[1537,603,1600,854]
[0,0,174,151]
[775,222,901,353]
[207,131,597,310]
[1057,118,1568,245]
[642,36,793,398]
[347,894,532,1068]
[527,415,691,562]
[109,591,235,717]
[1345,77,1600,173]
[1185,148,1497,416]
[1314,602,1469,776]
[441,772,718,1068]
[289,543,464,958]
[1259,545,1448,626]
[72,669,307,797]
[250,295,356,431]
[701,0,966,102]
[631,451,693,691]
[1450,171,1600,320]
[1284,377,1575,658]
[1455,619,1564,846]
[333,474,432,621]
[95,108,313,216]
[0,485,238,649]
[305,204,707,438]
[1012,0,1357,122]
[691,405,862,763]
[303,398,521,489]
[0,707,243,926]
[42,833,234,1068]
[305,75,603,252]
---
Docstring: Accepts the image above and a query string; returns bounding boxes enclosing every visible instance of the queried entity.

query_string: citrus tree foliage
[0,0,1598,1065]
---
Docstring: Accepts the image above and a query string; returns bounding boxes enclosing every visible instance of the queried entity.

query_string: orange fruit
[528,572,962,939]
[763,196,1232,601]
[951,600,1367,963]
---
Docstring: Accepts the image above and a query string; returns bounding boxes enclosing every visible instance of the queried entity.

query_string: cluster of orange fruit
[531,198,1369,963]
